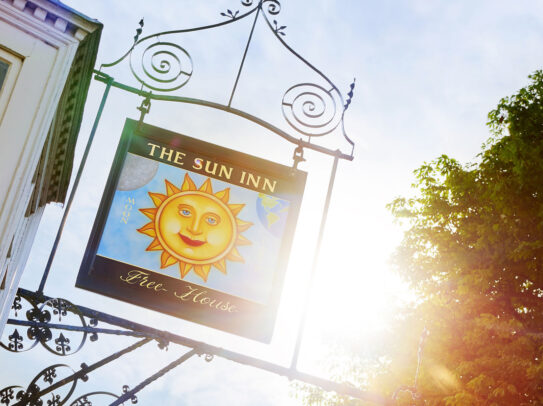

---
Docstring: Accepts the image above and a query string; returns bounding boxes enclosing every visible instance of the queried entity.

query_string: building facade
[0,0,101,334]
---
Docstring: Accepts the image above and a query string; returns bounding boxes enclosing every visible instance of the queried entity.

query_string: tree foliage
[297,71,543,405]
[386,70,543,405]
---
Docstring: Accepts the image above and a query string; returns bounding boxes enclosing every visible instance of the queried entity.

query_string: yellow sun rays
[137,173,252,282]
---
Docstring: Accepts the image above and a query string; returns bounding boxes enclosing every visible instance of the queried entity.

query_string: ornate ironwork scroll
[1,364,77,406]
[129,42,193,92]
[1,293,93,356]
[96,0,356,159]
[282,83,343,137]
[69,391,122,406]
[2,289,391,405]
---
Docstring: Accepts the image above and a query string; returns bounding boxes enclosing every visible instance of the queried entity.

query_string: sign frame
[76,118,307,342]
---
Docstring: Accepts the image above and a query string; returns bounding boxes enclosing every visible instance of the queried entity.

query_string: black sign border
[76,118,307,342]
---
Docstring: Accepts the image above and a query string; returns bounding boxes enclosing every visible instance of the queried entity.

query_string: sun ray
[214,188,230,203]
[226,247,244,263]
[138,174,252,282]
[214,259,227,274]
[146,238,162,251]
[199,178,213,194]
[161,251,178,268]
[140,208,157,220]
[137,222,156,237]
[236,234,252,246]
[228,204,244,216]
[193,265,212,282]
[165,179,181,196]
[179,261,192,278]
[236,218,252,232]
[181,173,196,191]
[149,192,167,207]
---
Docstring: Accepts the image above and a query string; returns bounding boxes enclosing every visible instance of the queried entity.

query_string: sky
[2,0,543,405]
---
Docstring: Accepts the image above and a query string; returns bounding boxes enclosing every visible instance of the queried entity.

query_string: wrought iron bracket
[94,0,356,160]
[1,288,393,405]
[2,1,378,405]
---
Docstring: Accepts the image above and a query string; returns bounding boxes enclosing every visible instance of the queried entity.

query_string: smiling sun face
[137,173,252,282]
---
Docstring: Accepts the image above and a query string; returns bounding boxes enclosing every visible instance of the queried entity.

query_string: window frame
[0,47,23,124]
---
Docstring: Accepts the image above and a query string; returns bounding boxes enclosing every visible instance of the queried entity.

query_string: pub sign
[77,119,306,342]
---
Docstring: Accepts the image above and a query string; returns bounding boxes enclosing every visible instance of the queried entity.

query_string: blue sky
[2,1,543,404]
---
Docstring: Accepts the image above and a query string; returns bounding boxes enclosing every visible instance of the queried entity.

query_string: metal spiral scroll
[241,0,281,15]
[282,83,343,136]
[130,41,193,92]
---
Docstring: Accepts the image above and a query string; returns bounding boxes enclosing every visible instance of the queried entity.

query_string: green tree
[387,70,543,405]
[297,71,543,405]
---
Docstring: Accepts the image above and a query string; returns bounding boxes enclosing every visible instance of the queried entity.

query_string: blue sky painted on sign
[2,1,543,405]
[97,155,288,303]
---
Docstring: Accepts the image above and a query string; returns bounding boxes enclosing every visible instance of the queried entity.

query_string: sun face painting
[137,173,252,282]
[77,119,308,341]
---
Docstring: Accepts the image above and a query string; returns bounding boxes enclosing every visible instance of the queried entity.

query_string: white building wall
[0,0,98,335]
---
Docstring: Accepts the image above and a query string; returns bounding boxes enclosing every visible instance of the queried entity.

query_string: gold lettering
[159,147,173,161]
[119,270,167,292]
[193,158,203,170]
[174,285,197,301]
[174,285,237,312]
[204,161,218,175]
[247,173,261,189]
[263,178,277,193]
[192,290,206,303]
[240,170,277,192]
[147,142,160,157]
[173,151,186,165]
[218,165,233,180]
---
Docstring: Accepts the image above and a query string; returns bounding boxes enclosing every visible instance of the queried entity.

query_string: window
[0,48,23,124]
[0,59,8,92]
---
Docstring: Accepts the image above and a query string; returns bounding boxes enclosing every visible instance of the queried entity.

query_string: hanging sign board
[77,119,306,342]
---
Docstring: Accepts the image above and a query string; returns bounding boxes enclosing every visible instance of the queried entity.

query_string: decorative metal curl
[88,319,99,342]
[26,306,52,344]
[94,0,355,158]
[129,41,193,92]
[38,298,88,356]
[0,386,20,405]
[282,83,343,136]
[262,0,281,15]
[2,364,77,406]
[241,0,281,15]
[15,383,41,406]
[69,391,120,406]
[1,295,41,353]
